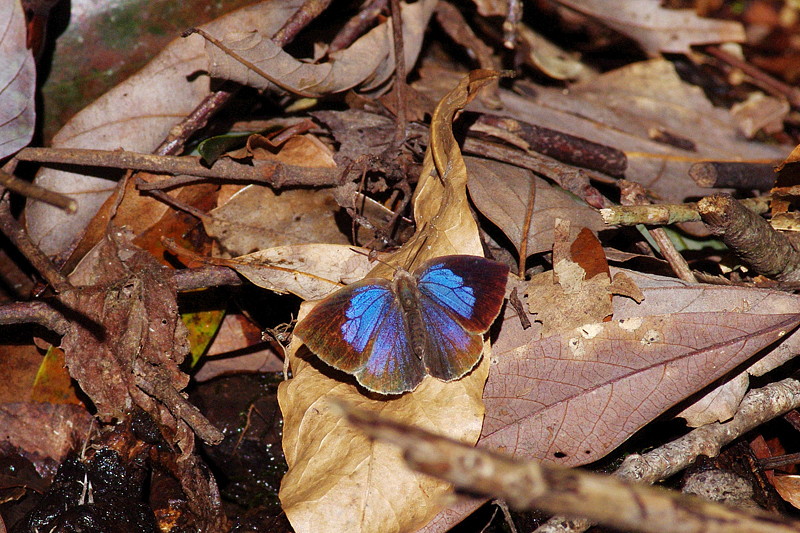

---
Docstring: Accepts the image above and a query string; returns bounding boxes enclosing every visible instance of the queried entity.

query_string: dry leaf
[232,244,373,300]
[0,0,35,159]
[25,2,304,258]
[278,71,504,533]
[773,475,800,510]
[466,159,605,260]
[556,0,745,55]
[0,403,93,471]
[478,59,788,206]
[205,0,436,96]
[206,134,344,255]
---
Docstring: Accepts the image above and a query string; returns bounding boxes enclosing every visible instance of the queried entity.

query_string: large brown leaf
[482,270,800,465]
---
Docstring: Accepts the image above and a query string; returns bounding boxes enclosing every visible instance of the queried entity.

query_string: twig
[389,0,408,146]
[475,115,627,177]
[503,0,523,49]
[173,265,243,291]
[705,46,800,109]
[0,301,70,335]
[157,88,236,156]
[518,177,535,273]
[698,193,800,282]
[689,161,776,191]
[329,0,388,52]
[617,180,696,283]
[536,378,800,533]
[272,0,333,47]
[134,369,224,446]
[0,189,72,293]
[0,168,76,213]
[16,147,342,189]
[600,196,770,226]
[336,400,800,533]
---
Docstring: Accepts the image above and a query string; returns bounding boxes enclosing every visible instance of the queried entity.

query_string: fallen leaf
[773,475,800,509]
[205,0,437,96]
[555,0,745,55]
[26,2,303,258]
[0,0,35,159]
[0,403,93,473]
[466,159,605,260]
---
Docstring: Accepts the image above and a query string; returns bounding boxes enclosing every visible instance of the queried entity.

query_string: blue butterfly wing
[293,279,425,394]
[416,255,509,333]
[418,294,485,381]
[415,255,508,381]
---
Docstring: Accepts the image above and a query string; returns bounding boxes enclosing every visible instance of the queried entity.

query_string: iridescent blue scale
[293,255,509,394]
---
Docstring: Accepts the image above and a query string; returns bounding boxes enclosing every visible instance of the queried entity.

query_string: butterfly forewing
[294,279,426,393]
[415,256,509,333]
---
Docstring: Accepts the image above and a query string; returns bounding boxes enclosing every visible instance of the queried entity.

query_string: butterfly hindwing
[416,255,509,333]
[294,279,425,394]
[418,295,485,381]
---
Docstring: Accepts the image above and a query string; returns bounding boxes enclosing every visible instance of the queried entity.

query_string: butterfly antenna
[349,247,401,273]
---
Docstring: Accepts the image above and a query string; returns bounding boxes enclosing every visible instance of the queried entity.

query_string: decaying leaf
[556,0,745,55]
[0,0,35,159]
[278,71,504,533]
[525,224,642,335]
[205,0,437,95]
[60,230,220,451]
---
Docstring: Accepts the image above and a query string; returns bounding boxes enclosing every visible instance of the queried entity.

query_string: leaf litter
[3,1,800,532]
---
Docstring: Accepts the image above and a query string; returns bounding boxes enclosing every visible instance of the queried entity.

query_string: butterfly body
[294,255,509,394]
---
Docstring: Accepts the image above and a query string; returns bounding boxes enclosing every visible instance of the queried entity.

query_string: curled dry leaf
[205,0,437,96]
[556,0,745,55]
[25,2,305,258]
[0,0,35,159]
[278,71,504,533]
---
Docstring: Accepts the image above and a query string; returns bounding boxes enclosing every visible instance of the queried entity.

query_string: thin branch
[336,399,800,533]
[390,0,408,146]
[16,147,342,189]
[535,378,800,533]
[0,168,76,213]
[618,180,696,283]
[0,301,70,335]
[0,189,72,293]
[698,193,800,282]
[329,0,387,53]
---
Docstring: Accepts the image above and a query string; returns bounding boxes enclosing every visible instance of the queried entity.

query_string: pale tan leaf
[232,244,373,300]
[205,0,437,96]
[677,372,749,427]
[556,0,745,55]
[773,475,800,510]
[279,71,504,533]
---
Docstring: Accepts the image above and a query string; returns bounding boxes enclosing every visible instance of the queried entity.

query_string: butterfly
[293,255,509,394]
